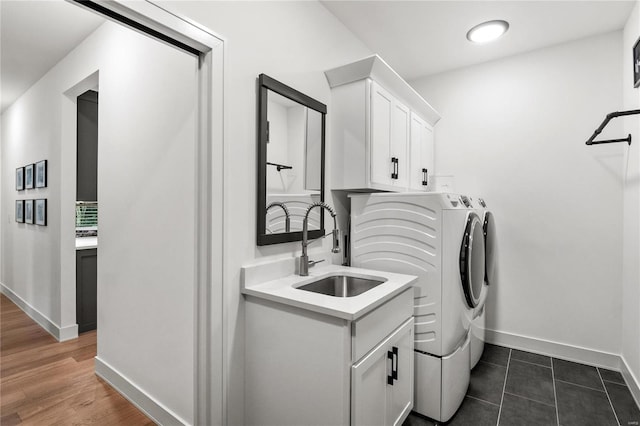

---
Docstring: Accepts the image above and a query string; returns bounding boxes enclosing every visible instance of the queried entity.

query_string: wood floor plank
[0,294,154,425]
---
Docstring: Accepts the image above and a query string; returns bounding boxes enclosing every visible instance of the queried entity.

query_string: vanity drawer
[352,288,413,361]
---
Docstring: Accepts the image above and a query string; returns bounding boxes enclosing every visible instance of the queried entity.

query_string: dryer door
[483,211,496,286]
[460,212,485,309]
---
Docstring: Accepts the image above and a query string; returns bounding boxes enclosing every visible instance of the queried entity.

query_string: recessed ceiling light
[466,20,509,44]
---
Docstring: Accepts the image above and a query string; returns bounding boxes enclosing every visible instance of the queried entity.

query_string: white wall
[622,0,640,396]
[411,32,624,359]
[158,1,371,424]
[1,21,197,424]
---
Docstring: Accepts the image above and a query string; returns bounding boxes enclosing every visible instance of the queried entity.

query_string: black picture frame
[35,160,47,188]
[24,200,34,224]
[634,36,640,88]
[25,164,34,189]
[16,200,24,223]
[16,167,24,191]
[256,74,327,246]
[35,199,47,226]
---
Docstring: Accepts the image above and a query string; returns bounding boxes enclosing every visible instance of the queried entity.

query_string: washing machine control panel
[461,195,472,208]
[477,198,487,208]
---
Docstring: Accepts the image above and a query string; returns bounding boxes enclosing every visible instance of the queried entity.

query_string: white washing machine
[468,196,496,369]
[350,192,486,422]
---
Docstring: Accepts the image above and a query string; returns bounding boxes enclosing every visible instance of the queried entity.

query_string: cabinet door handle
[387,350,394,385]
[391,157,398,180]
[422,168,428,186]
[392,346,398,380]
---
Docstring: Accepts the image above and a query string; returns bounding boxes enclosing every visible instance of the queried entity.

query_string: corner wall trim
[94,357,187,426]
[0,282,78,342]
[620,356,640,409]
[486,328,620,369]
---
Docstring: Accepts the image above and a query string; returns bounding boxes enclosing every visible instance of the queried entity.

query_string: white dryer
[468,196,496,369]
[350,192,486,422]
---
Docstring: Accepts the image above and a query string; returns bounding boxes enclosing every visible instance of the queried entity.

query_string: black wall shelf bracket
[586,109,640,146]
[266,162,293,172]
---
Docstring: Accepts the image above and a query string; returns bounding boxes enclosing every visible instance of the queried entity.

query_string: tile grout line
[551,358,560,426]
[508,357,552,369]
[466,394,501,407]
[496,348,511,426]
[502,391,556,408]
[554,378,607,393]
[597,368,621,426]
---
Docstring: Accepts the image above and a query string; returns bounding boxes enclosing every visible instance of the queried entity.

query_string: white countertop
[241,262,417,321]
[75,237,98,250]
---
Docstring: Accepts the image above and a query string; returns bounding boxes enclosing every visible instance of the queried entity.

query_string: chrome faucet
[299,202,340,276]
[266,201,291,233]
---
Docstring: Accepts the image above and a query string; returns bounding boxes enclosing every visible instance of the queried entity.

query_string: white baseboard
[94,357,188,426]
[620,356,640,408]
[0,282,78,342]
[486,328,620,369]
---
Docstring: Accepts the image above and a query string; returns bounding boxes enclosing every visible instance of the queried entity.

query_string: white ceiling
[0,1,104,112]
[321,1,636,81]
[0,1,635,113]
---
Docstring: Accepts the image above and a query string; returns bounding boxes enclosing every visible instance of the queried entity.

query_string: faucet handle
[308,259,325,268]
[331,229,341,254]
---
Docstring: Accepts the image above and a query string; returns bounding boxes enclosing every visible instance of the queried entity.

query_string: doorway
[53,2,226,425]
[76,89,98,334]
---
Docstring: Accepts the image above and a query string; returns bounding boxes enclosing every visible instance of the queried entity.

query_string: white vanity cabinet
[326,55,440,192]
[352,318,413,426]
[244,287,414,426]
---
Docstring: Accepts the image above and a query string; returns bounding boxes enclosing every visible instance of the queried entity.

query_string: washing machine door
[460,212,486,309]
[483,211,496,286]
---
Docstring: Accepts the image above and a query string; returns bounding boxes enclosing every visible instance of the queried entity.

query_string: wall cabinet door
[409,112,434,191]
[391,102,410,188]
[370,81,410,189]
[370,82,394,187]
[351,318,414,426]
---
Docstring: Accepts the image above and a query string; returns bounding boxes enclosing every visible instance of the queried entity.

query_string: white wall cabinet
[409,112,435,191]
[370,82,410,189]
[326,55,440,192]
[245,288,414,426]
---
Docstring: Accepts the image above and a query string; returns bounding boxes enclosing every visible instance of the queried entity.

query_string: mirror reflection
[257,74,326,246]
[265,90,322,234]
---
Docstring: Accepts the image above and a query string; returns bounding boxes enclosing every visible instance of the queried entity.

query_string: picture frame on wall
[15,200,24,223]
[35,160,47,188]
[25,164,34,189]
[16,167,24,191]
[35,199,47,226]
[24,200,34,224]
[634,36,640,88]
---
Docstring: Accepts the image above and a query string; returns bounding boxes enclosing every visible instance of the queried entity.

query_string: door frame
[67,2,226,425]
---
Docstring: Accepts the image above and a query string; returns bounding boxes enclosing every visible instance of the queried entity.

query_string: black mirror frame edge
[257,74,327,246]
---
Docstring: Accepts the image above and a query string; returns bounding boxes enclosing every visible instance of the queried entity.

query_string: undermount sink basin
[296,274,387,297]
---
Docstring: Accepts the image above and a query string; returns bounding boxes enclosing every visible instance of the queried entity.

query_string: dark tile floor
[403,344,640,426]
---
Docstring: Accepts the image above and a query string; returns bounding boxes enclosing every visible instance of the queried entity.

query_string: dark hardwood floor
[0,294,154,425]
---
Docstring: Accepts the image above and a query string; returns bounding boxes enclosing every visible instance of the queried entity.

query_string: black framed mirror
[257,74,327,246]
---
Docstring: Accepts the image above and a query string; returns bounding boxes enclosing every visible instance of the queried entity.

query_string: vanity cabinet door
[409,112,434,191]
[351,318,414,426]
[387,319,414,426]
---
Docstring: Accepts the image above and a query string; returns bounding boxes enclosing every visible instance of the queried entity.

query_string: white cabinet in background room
[244,288,414,426]
[325,55,440,192]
